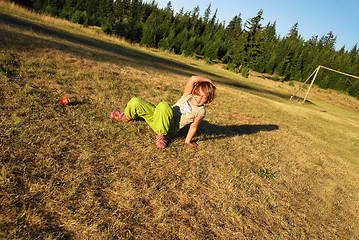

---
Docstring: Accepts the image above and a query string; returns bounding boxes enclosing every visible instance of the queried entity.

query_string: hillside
[1,2,358,239]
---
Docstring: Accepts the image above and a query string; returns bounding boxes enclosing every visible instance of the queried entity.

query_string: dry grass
[1,1,358,239]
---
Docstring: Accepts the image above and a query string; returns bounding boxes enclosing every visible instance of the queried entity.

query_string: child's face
[191,90,209,106]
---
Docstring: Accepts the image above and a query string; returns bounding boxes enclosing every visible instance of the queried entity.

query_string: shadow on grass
[0,12,293,101]
[66,100,86,106]
[177,121,279,141]
[289,95,315,104]
[0,13,212,78]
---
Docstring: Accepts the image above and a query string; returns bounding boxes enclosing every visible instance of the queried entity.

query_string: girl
[110,76,216,148]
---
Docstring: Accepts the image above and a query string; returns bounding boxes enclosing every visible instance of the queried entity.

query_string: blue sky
[143,0,358,51]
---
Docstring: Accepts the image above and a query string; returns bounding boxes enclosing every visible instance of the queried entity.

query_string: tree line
[11,0,359,98]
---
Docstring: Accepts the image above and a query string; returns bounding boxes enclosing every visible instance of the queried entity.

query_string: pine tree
[242,10,264,68]
[203,3,211,23]
[257,21,277,72]
[141,9,159,47]
[275,23,304,80]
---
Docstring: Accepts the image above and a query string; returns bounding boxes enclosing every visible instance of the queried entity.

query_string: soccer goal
[290,65,359,103]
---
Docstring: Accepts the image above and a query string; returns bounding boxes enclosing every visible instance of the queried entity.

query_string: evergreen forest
[10,0,359,98]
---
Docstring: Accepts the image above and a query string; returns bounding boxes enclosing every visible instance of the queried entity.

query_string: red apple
[61,97,71,105]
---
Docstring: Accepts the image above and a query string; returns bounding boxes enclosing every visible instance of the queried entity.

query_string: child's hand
[186,141,198,147]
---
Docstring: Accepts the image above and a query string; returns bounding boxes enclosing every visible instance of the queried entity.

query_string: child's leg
[125,97,175,135]
[124,97,155,122]
[152,101,176,136]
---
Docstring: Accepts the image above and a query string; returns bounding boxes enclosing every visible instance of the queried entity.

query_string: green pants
[124,97,177,136]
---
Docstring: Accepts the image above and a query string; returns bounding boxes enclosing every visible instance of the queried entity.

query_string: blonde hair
[192,82,216,104]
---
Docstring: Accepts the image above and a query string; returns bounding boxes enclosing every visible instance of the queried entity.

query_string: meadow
[1,1,358,239]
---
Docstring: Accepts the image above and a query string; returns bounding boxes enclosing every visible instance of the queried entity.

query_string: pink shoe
[110,110,133,122]
[156,134,167,149]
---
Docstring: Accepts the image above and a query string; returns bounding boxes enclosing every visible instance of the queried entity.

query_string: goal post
[290,65,359,103]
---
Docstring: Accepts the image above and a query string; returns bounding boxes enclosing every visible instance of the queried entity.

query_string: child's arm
[185,116,204,147]
[184,76,213,95]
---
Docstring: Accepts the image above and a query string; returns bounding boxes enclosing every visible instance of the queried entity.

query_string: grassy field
[1,1,358,239]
